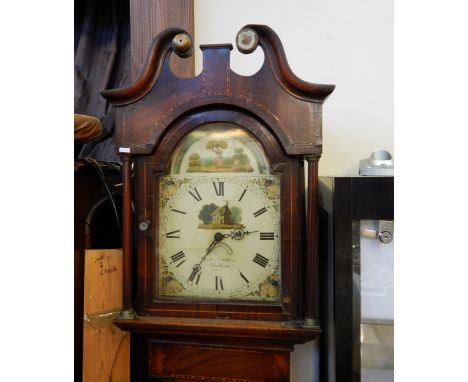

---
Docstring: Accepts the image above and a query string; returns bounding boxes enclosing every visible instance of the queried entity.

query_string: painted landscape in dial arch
[187,140,254,173]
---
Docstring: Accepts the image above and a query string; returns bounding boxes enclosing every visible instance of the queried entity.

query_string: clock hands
[223,228,259,240]
[187,265,201,283]
[188,232,224,282]
[188,229,260,282]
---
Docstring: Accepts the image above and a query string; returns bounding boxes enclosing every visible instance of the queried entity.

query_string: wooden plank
[74,164,122,382]
[82,249,130,382]
[130,0,194,80]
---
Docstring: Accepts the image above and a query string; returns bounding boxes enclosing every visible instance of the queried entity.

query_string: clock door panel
[136,110,302,321]
[149,342,289,382]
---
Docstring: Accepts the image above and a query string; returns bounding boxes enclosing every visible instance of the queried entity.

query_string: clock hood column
[119,154,136,319]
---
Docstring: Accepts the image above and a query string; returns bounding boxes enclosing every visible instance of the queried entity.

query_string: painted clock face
[158,123,281,301]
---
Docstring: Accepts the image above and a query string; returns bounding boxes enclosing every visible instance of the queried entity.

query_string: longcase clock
[102,25,335,382]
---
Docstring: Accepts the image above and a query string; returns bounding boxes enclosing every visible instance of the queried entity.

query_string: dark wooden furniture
[102,25,334,381]
[318,177,394,382]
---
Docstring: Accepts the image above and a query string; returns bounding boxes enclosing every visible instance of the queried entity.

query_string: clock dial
[159,175,281,301]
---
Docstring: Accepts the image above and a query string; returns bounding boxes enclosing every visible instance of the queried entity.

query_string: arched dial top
[158,124,281,301]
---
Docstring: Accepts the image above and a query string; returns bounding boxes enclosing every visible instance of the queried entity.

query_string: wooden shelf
[115,316,320,346]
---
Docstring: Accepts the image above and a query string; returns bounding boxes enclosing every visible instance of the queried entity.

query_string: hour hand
[243,229,259,236]
[224,228,259,240]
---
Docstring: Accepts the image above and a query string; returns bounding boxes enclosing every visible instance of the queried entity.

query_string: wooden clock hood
[101,24,334,157]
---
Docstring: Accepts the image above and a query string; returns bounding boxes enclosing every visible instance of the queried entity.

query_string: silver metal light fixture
[359,149,394,176]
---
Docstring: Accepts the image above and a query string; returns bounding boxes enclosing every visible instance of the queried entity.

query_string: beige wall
[194,0,393,177]
[194,1,393,380]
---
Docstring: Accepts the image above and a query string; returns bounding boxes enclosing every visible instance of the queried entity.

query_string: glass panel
[353,219,394,382]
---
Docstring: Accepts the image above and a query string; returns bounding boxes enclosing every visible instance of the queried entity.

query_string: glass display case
[318,177,394,382]
[354,219,394,381]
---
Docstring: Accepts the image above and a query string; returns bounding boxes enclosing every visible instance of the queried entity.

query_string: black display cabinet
[319,177,394,382]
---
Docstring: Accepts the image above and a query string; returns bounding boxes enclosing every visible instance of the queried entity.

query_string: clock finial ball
[172,32,193,58]
[236,27,259,54]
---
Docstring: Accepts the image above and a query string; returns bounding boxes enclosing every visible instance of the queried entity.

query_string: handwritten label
[95,254,118,276]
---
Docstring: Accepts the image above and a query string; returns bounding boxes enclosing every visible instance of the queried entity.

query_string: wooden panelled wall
[130,0,194,79]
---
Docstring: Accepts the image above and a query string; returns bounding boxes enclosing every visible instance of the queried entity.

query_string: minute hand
[188,233,224,282]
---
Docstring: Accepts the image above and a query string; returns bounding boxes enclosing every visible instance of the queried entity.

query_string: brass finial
[236,27,259,54]
[171,33,193,58]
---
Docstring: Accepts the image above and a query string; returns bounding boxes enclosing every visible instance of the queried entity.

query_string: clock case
[102,25,334,379]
